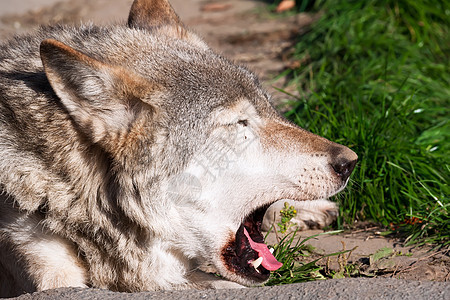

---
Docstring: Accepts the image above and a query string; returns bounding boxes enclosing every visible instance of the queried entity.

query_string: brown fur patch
[261,120,334,153]
[128,0,183,30]
[41,39,102,70]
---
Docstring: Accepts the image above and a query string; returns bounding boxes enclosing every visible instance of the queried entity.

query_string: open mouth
[221,204,283,282]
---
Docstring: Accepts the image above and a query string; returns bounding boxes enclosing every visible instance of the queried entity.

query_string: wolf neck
[0,87,192,289]
[54,138,197,290]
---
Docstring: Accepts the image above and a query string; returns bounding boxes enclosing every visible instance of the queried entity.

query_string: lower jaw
[220,240,270,283]
[220,210,274,283]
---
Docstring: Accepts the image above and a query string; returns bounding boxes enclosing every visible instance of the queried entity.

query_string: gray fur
[0,0,357,297]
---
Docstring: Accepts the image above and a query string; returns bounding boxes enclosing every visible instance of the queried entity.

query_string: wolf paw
[186,271,245,290]
[262,199,338,232]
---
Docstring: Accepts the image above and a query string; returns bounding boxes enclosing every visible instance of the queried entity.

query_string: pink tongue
[243,228,283,271]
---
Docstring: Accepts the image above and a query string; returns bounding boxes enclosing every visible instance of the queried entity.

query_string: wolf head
[39,0,357,289]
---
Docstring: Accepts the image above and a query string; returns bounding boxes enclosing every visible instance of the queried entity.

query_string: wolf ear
[127,0,183,29]
[40,39,155,144]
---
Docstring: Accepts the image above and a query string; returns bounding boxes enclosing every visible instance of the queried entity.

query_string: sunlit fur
[0,0,356,296]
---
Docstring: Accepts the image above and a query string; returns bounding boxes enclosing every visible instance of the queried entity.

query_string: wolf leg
[0,199,87,296]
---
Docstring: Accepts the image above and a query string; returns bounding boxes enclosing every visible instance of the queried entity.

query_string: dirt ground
[265,225,449,282]
[0,0,448,284]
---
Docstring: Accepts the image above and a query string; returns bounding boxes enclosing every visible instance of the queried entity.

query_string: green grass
[280,0,449,245]
[264,229,347,285]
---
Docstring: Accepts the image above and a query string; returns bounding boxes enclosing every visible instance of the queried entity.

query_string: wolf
[0,0,357,296]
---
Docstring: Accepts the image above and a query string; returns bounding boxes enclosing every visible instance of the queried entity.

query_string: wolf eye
[237,119,248,127]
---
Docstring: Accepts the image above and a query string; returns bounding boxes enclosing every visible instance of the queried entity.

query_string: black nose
[331,157,357,182]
